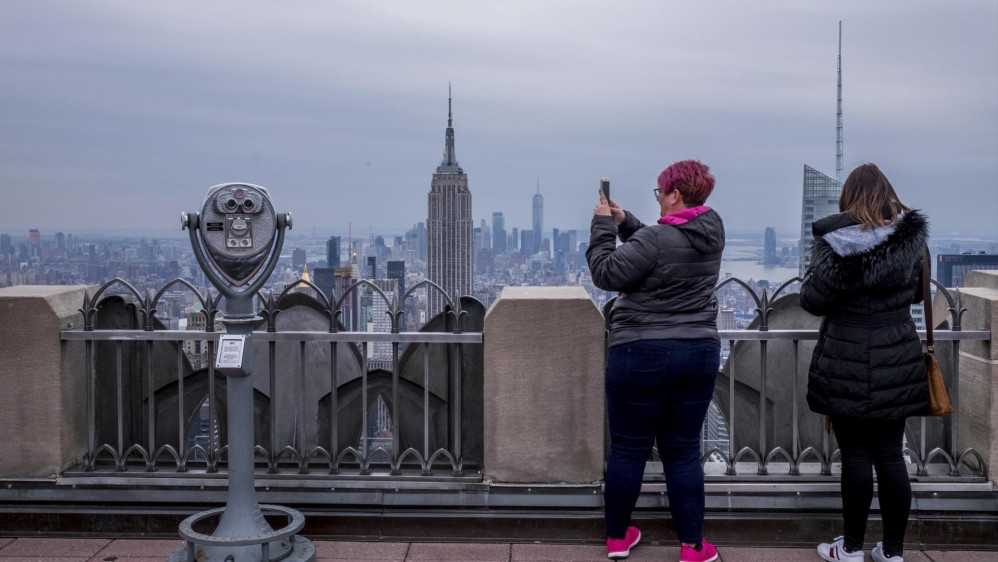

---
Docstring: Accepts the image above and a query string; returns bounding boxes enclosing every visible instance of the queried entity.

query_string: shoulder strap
[922,248,934,350]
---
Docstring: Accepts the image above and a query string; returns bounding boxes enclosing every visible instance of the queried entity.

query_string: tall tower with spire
[426,85,473,317]
[835,20,844,183]
[799,23,845,276]
[531,180,543,255]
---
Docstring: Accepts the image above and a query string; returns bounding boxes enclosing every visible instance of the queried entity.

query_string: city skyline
[1,2,995,237]
[4,212,994,319]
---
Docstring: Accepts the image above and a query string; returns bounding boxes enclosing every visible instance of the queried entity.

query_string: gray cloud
[1,0,995,237]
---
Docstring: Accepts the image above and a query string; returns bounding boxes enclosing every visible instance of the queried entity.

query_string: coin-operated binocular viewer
[170,183,315,562]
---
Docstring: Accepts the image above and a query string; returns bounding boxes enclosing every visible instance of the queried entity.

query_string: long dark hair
[839,163,911,229]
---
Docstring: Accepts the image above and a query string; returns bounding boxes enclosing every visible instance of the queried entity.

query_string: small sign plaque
[216,334,246,370]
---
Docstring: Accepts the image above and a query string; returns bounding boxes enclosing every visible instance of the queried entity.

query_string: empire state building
[426,88,472,317]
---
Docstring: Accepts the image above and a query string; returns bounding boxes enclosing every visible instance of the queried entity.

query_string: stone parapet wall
[482,287,605,483]
[959,270,998,484]
[0,285,90,478]
[1,274,995,488]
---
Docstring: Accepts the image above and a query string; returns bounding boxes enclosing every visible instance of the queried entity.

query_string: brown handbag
[922,250,954,416]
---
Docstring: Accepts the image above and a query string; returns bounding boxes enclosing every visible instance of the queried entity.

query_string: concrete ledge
[0,285,90,478]
[964,270,998,291]
[958,273,998,486]
[1,474,995,546]
[483,287,605,484]
[2,504,997,550]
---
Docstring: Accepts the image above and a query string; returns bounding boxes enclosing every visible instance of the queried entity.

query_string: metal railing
[61,276,483,480]
[650,276,989,481]
[60,275,990,487]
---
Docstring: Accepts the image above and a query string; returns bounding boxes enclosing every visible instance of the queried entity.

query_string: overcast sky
[2,1,996,238]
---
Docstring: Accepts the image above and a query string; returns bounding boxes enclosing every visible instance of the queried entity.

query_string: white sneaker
[872,541,904,562]
[817,537,864,561]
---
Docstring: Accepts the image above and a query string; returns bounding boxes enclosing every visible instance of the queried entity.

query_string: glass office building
[799,165,842,276]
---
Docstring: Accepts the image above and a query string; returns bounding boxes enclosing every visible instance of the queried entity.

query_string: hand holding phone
[597,178,625,225]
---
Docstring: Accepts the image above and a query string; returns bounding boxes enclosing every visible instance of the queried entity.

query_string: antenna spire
[836,21,844,184]
[436,83,463,174]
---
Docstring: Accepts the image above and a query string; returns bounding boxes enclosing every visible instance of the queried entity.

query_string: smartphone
[600,177,610,200]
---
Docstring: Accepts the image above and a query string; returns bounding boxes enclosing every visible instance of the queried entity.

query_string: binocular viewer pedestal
[171,183,315,562]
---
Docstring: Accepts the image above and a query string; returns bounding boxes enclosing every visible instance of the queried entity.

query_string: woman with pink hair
[587,160,725,562]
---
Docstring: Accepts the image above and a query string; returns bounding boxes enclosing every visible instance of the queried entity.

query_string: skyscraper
[404,222,426,262]
[326,236,341,268]
[799,166,841,275]
[292,248,307,269]
[472,227,482,259]
[492,212,506,256]
[28,228,40,259]
[312,267,335,302]
[799,23,844,276]
[936,253,998,288]
[333,267,358,330]
[426,87,472,316]
[763,227,779,267]
[387,260,406,298]
[532,181,543,255]
[183,304,210,371]
[369,278,399,363]
[480,219,491,252]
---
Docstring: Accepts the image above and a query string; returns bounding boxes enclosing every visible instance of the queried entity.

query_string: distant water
[720,246,800,284]
[720,261,801,284]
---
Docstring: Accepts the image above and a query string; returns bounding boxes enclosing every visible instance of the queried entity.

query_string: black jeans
[604,338,719,543]
[832,417,911,556]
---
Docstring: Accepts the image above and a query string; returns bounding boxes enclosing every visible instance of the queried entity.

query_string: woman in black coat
[800,163,928,562]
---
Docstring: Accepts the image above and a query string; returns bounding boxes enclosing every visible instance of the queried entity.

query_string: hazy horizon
[4,224,997,245]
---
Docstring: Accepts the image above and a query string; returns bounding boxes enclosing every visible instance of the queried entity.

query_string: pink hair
[657,160,715,206]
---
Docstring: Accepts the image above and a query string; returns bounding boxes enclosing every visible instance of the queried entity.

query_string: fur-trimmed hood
[809,210,928,291]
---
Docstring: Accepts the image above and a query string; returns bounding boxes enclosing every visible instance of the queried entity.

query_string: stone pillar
[958,270,998,485]
[0,285,90,478]
[483,286,605,483]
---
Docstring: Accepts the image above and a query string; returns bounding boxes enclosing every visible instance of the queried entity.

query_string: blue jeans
[604,338,720,543]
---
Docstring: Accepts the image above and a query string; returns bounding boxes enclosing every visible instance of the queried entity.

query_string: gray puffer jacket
[801,210,929,420]
[587,209,725,348]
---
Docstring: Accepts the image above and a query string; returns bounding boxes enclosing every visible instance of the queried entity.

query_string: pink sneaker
[606,526,641,559]
[680,539,719,562]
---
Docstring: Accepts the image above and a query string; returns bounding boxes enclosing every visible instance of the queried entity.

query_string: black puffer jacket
[801,210,929,420]
[587,209,725,348]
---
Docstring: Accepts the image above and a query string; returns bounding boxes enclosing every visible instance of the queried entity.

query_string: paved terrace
[0,538,996,562]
